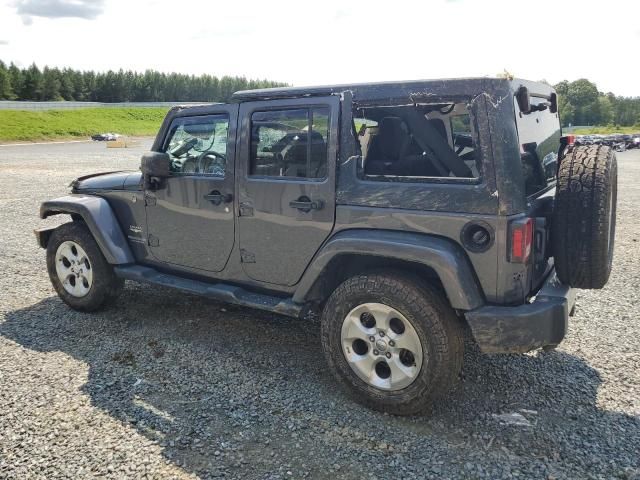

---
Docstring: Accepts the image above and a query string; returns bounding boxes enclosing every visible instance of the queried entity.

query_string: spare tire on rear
[552,145,617,289]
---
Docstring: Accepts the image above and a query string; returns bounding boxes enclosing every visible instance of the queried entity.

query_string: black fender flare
[40,194,135,265]
[293,229,485,311]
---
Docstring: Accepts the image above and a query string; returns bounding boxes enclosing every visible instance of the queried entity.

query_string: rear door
[514,93,561,289]
[145,105,238,272]
[237,96,339,285]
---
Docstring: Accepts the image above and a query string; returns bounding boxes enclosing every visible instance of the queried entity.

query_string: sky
[0,0,639,96]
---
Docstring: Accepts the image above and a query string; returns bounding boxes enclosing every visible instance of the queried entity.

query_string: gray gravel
[0,140,638,480]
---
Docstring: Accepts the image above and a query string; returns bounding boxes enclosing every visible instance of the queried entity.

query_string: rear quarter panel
[334,88,501,302]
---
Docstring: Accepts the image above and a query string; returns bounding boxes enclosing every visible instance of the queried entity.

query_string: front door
[145,105,238,272]
[237,96,339,285]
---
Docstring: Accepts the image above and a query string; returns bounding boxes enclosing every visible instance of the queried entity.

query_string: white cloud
[0,0,638,96]
[13,0,105,24]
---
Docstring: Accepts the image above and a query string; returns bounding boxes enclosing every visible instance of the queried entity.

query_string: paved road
[0,142,638,479]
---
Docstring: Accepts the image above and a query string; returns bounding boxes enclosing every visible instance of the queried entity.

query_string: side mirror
[140,151,171,189]
[515,85,531,114]
[141,151,171,177]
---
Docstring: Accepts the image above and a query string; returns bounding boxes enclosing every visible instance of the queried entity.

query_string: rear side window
[353,102,479,181]
[514,97,561,196]
[250,107,330,179]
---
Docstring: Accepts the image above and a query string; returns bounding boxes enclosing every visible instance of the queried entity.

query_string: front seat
[365,117,412,175]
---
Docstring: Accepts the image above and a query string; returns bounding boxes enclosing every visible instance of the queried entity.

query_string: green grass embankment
[572,126,640,135]
[0,107,169,142]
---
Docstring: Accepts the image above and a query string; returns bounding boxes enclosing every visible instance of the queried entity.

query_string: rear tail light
[563,134,576,146]
[509,218,534,263]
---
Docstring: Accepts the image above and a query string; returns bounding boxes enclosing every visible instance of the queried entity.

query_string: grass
[3,107,635,142]
[572,125,640,135]
[0,107,169,142]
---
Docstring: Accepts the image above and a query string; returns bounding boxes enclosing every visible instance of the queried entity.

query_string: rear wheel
[552,145,617,289]
[46,222,123,311]
[320,272,463,415]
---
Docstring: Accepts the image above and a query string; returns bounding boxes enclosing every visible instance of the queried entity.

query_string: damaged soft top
[230,77,551,106]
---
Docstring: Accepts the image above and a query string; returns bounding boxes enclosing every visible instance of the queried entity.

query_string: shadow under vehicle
[2,295,638,478]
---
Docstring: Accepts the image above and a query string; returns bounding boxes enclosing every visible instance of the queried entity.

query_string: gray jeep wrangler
[36,78,617,415]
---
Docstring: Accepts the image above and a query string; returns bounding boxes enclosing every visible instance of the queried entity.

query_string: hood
[72,171,142,192]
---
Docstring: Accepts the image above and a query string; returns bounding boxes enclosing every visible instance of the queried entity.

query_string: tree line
[0,62,638,127]
[554,78,640,128]
[0,61,286,103]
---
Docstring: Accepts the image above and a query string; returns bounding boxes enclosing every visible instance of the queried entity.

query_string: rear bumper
[465,269,576,353]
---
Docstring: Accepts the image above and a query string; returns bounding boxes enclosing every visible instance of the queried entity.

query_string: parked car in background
[575,135,594,146]
[577,133,639,150]
[91,133,120,141]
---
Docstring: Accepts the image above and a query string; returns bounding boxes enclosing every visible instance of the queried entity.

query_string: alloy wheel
[55,240,93,298]
[340,303,423,391]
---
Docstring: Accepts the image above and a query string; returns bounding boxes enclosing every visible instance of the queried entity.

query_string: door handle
[289,197,324,212]
[204,191,233,205]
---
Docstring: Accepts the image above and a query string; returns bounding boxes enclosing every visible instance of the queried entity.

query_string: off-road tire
[552,145,617,289]
[46,221,124,311]
[320,272,463,416]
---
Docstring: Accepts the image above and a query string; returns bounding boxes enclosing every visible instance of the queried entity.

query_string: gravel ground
[0,141,638,480]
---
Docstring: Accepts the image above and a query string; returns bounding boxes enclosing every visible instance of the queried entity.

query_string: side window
[250,107,330,179]
[353,102,479,180]
[163,114,229,177]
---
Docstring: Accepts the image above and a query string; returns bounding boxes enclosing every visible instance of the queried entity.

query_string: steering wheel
[197,151,226,176]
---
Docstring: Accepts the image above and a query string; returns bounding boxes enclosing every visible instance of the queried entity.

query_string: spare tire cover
[551,145,617,289]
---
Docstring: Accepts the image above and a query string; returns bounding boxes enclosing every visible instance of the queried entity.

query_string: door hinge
[144,194,157,206]
[240,249,256,263]
[148,234,160,247]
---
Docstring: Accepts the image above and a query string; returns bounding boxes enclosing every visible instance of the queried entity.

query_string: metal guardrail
[0,101,206,110]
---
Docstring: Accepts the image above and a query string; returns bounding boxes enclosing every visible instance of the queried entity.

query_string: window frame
[353,100,483,186]
[161,113,231,178]
[247,106,332,182]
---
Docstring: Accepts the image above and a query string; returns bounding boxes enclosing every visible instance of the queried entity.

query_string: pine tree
[42,66,62,100]
[0,61,14,99]
[60,68,75,100]
[21,63,44,100]
[8,63,23,99]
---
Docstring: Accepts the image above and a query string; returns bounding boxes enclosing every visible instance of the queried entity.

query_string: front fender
[40,194,135,264]
[293,229,484,311]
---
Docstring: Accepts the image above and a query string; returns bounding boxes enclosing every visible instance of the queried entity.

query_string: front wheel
[320,273,463,415]
[46,222,123,311]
